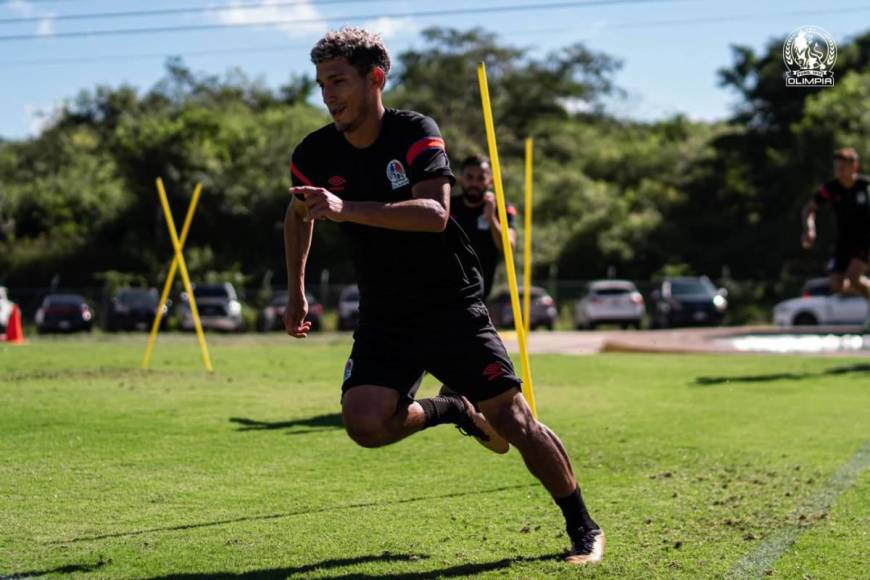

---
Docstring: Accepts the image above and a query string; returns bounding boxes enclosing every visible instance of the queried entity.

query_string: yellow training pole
[155,178,213,372]
[523,138,533,336]
[477,63,538,418]
[142,183,203,370]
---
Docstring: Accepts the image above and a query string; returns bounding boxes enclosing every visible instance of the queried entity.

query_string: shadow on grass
[693,363,870,386]
[50,484,534,545]
[229,414,343,435]
[142,553,561,579]
[3,561,106,577]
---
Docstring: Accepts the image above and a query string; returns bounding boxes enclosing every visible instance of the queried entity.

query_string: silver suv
[178,282,245,332]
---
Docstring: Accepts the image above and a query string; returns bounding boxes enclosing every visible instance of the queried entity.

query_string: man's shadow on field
[140,552,562,579]
[2,562,106,577]
[693,363,870,386]
[229,413,343,435]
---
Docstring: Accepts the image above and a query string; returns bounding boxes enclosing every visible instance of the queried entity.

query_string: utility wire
[0,6,864,67]
[0,0,397,25]
[0,0,696,41]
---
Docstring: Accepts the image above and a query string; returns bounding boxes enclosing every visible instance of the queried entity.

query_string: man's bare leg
[341,386,426,448]
[845,258,870,299]
[341,385,507,452]
[478,388,604,564]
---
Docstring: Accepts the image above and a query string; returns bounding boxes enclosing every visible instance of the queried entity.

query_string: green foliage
[1,28,868,292]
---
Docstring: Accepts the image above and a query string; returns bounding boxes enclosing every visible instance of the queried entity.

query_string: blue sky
[0,0,867,139]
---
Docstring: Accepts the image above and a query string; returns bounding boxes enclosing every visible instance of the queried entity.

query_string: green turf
[1,334,869,578]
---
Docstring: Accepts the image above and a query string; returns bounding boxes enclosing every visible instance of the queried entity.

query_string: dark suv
[650,276,728,328]
[106,288,167,332]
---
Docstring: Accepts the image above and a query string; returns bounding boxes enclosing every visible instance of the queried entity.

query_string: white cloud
[25,103,60,137]
[217,0,326,39]
[7,0,34,16]
[360,17,417,40]
[36,14,55,37]
[6,1,55,37]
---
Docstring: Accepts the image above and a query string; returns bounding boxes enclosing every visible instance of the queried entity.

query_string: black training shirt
[813,175,870,246]
[290,108,484,327]
[451,196,515,298]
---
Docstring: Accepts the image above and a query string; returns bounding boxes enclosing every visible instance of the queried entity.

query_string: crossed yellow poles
[141,178,213,372]
[478,63,538,418]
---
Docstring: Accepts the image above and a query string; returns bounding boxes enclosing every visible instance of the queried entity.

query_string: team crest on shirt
[858,191,867,205]
[386,159,410,189]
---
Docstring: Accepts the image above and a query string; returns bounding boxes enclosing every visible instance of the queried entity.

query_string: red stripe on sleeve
[290,163,313,186]
[406,137,445,166]
[819,184,830,199]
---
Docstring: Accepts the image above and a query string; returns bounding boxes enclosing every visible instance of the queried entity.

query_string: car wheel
[793,312,818,326]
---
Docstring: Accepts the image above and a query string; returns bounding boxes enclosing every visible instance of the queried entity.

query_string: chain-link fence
[3,275,816,332]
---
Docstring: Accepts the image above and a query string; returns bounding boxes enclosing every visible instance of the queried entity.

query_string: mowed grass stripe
[728,440,870,579]
[2,337,870,578]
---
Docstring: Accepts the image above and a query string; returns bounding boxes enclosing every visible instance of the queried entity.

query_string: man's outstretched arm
[289,177,452,233]
[284,197,314,338]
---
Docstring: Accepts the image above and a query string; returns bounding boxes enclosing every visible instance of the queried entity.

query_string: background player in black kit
[451,154,517,298]
[283,27,604,565]
[802,147,870,300]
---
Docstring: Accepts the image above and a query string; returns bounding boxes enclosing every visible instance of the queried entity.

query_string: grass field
[1,334,869,579]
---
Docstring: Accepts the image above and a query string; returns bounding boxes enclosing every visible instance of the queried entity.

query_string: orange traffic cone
[5,304,25,344]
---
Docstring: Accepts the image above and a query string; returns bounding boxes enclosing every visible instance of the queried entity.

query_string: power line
[1,6,864,67]
[0,0,395,25]
[0,0,697,42]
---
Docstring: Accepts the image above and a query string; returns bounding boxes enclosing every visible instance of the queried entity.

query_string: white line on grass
[728,440,870,579]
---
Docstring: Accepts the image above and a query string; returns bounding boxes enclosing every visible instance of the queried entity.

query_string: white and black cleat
[565,528,606,565]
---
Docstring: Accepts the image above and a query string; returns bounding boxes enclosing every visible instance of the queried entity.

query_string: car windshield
[46,295,84,306]
[194,286,230,299]
[804,281,832,296]
[118,290,155,306]
[670,279,716,296]
[593,288,632,296]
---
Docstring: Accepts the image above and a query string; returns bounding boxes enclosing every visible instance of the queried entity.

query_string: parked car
[650,276,728,328]
[574,280,645,330]
[257,291,323,332]
[106,288,168,332]
[35,294,93,333]
[773,277,868,326]
[178,282,244,332]
[337,285,360,331]
[487,286,558,330]
[0,286,14,333]
[800,276,834,298]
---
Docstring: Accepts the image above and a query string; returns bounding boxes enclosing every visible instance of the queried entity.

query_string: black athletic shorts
[341,301,521,404]
[830,241,870,273]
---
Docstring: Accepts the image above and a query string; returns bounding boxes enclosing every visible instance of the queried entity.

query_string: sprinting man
[450,154,517,298]
[283,27,604,565]
[802,147,870,299]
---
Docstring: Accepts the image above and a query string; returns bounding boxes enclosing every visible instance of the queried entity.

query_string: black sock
[554,486,599,535]
[419,396,465,427]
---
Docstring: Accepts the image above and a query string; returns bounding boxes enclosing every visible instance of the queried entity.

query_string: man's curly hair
[310,27,391,84]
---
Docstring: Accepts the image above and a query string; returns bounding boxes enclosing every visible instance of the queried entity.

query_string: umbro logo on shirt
[328,175,346,193]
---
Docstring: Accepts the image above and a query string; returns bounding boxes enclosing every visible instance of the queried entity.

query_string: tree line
[1,27,868,303]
